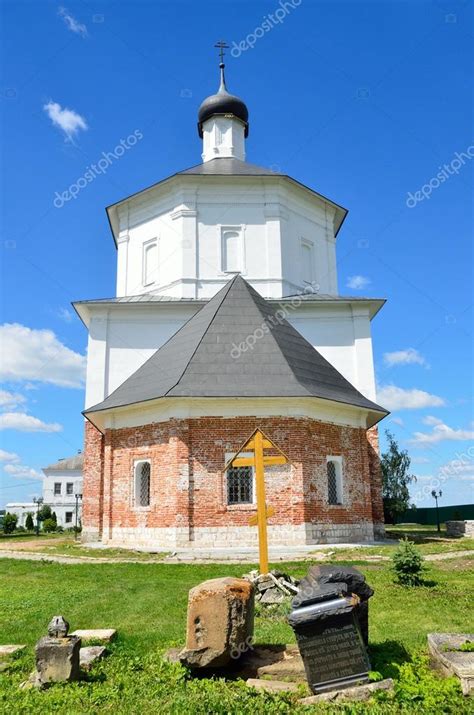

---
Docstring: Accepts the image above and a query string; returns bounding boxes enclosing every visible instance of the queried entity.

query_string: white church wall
[83,302,376,409]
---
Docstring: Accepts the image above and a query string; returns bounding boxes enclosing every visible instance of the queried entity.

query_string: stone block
[299,678,394,703]
[71,628,117,643]
[179,577,254,668]
[80,646,107,670]
[35,635,81,683]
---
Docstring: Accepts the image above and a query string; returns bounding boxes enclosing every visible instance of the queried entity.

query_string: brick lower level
[82,416,385,549]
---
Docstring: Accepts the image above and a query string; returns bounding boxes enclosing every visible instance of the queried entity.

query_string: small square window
[66,483,73,495]
[54,483,61,496]
[227,466,253,505]
[65,512,73,523]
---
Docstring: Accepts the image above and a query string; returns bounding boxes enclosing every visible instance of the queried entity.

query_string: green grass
[1,557,473,713]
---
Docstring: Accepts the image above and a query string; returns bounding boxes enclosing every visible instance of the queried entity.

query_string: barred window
[227,465,253,505]
[134,461,151,507]
[327,458,343,505]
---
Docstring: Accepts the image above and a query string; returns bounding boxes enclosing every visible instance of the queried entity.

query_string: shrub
[3,512,18,534]
[25,512,34,531]
[392,537,425,586]
[38,504,52,522]
[42,518,57,533]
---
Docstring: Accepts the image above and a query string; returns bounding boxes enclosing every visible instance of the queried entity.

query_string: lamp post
[74,493,82,541]
[431,490,442,533]
[33,496,44,537]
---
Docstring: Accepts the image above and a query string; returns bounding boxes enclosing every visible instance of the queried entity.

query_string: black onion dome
[198,64,249,138]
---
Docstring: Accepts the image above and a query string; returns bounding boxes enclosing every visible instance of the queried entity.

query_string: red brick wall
[367,426,385,528]
[82,416,384,538]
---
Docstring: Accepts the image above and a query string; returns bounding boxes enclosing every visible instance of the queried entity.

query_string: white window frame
[326,456,344,506]
[65,511,73,524]
[133,459,151,509]
[66,482,73,495]
[54,482,61,496]
[220,225,246,274]
[225,451,256,507]
[300,238,314,286]
[142,238,158,287]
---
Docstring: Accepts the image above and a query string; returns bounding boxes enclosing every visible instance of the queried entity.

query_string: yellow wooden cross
[225,429,289,575]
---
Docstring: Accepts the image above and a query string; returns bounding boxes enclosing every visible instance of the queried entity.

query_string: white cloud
[422,415,443,426]
[390,416,404,426]
[0,323,86,388]
[0,449,20,463]
[43,100,88,141]
[383,348,428,368]
[410,420,474,445]
[346,275,371,290]
[411,456,430,464]
[58,7,88,37]
[57,307,73,323]
[3,463,43,480]
[0,412,62,433]
[377,384,445,410]
[0,389,26,409]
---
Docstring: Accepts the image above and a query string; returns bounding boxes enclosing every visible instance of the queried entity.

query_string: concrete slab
[80,646,107,670]
[246,678,301,693]
[428,633,474,696]
[0,644,26,658]
[300,678,394,703]
[71,629,116,643]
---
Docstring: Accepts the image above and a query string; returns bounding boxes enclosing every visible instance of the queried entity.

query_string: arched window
[326,457,343,505]
[134,460,151,507]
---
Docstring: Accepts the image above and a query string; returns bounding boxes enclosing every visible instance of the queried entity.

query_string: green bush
[25,512,34,531]
[3,512,18,534]
[392,537,425,586]
[42,518,57,533]
[37,504,52,522]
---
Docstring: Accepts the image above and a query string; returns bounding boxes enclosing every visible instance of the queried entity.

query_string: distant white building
[6,452,83,529]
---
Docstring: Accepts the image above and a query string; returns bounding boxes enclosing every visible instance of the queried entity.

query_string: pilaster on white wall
[85,311,109,409]
[116,231,129,296]
[351,307,376,401]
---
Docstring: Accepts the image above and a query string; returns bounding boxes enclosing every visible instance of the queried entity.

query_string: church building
[75,53,388,550]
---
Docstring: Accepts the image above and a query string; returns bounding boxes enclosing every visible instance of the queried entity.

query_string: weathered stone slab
[35,635,81,683]
[71,628,117,643]
[428,633,474,696]
[299,678,394,703]
[80,646,107,670]
[240,644,305,680]
[246,678,301,693]
[446,520,474,538]
[179,577,254,668]
[0,644,26,658]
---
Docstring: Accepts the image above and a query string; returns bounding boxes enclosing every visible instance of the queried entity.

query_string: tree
[51,511,57,525]
[381,430,416,524]
[43,518,57,533]
[25,512,34,531]
[38,504,52,522]
[3,512,18,534]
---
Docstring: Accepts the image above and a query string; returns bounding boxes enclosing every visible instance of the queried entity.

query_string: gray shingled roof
[43,453,83,471]
[178,158,283,176]
[85,276,387,420]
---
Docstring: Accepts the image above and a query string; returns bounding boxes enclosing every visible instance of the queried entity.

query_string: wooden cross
[214,40,229,64]
[225,429,289,575]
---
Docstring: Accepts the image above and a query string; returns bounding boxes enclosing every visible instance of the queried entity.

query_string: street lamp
[431,490,442,533]
[74,493,82,541]
[33,496,44,537]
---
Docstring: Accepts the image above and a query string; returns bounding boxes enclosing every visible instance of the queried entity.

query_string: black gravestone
[288,595,370,694]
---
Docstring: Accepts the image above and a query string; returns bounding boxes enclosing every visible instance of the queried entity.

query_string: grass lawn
[1,556,473,713]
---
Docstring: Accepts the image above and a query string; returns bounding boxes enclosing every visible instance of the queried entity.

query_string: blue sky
[1,0,473,511]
